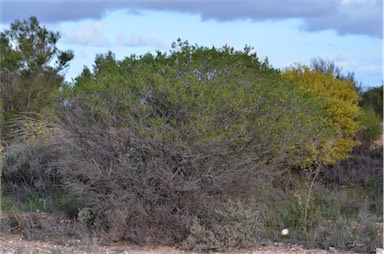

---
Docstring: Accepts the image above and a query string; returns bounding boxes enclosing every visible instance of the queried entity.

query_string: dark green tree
[0,16,74,140]
[361,85,383,120]
[356,85,383,146]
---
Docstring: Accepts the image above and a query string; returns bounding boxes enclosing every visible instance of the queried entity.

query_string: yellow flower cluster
[282,65,362,164]
[21,120,52,143]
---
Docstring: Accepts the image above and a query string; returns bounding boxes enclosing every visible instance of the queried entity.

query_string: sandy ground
[0,233,360,254]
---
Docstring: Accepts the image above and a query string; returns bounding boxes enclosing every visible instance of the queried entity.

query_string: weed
[181,199,264,251]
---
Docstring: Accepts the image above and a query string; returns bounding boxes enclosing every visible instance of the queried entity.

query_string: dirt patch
[0,233,357,254]
[371,134,383,149]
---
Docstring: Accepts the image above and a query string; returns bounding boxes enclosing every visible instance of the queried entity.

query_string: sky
[0,0,383,89]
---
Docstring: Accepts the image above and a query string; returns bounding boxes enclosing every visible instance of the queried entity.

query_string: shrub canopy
[58,41,339,242]
[282,65,362,164]
[71,41,332,171]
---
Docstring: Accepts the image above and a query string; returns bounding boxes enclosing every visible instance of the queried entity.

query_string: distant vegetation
[1,17,382,253]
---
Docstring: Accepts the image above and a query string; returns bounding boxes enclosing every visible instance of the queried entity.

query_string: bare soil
[371,134,383,149]
[0,232,358,254]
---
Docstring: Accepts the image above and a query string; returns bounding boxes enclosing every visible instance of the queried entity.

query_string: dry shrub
[181,199,264,251]
[2,142,69,201]
[320,143,382,190]
[292,183,382,252]
[49,44,373,250]
[54,97,294,246]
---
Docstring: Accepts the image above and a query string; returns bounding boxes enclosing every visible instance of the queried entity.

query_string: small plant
[78,207,94,226]
[181,199,264,251]
[8,204,22,228]
[51,245,64,254]
[85,237,99,253]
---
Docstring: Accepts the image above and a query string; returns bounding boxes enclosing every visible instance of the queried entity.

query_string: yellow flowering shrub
[282,65,362,164]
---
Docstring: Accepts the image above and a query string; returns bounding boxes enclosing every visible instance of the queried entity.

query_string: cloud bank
[1,0,382,38]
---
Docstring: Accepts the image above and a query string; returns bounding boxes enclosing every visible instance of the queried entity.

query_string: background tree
[0,16,74,141]
[360,85,383,120]
[356,85,383,147]
[310,57,360,91]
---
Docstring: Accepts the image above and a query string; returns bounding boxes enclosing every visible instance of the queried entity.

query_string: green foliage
[361,85,383,120]
[72,40,331,172]
[0,16,73,139]
[357,107,382,146]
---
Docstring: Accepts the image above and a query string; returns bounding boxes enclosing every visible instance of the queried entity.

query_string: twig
[304,163,321,229]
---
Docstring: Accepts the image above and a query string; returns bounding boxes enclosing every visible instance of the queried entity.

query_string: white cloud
[340,0,373,6]
[116,33,127,47]
[117,33,168,49]
[67,21,110,46]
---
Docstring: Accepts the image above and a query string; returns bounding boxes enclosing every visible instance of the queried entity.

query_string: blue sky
[1,0,383,88]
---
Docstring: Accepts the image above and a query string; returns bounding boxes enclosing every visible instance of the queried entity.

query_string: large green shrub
[73,41,331,170]
[56,41,334,244]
